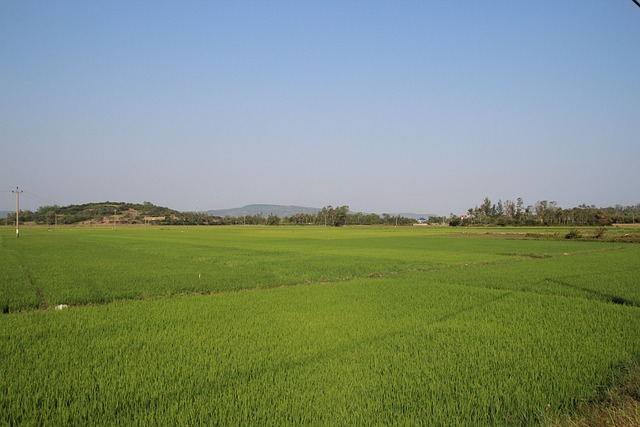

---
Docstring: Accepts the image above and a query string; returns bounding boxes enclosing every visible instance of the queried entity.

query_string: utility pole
[12,187,22,238]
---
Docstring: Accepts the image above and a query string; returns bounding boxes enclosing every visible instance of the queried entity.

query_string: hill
[1,202,181,226]
[207,204,321,217]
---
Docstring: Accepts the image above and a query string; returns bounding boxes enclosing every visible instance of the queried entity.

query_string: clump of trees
[448,197,640,227]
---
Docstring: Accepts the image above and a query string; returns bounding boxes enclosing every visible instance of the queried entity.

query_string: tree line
[178,206,415,227]
[4,199,637,228]
[0,202,417,227]
[447,197,640,227]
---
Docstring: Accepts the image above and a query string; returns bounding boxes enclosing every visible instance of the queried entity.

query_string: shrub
[565,229,582,239]
[594,228,606,239]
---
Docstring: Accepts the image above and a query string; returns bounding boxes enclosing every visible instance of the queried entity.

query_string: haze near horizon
[1,1,638,215]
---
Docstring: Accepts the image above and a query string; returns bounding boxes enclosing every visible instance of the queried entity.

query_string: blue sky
[1,0,639,215]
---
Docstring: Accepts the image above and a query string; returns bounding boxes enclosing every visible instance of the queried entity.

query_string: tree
[535,200,548,225]
[504,200,515,219]
[480,197,492,218]
[289,213,315,225]
[266,213,280,226]
[319,205,349,226]
[516,198,524,221]
[321,206,333,227]
[333,206,349,227]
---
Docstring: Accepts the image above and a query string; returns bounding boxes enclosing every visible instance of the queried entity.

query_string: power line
[2,187,61,208]
[633,0,640,8]
[22,190,60,206]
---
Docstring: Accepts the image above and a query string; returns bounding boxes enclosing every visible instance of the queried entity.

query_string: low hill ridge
[207,204,321,217]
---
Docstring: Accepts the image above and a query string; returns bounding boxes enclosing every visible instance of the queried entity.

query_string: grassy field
[1,225,639,425]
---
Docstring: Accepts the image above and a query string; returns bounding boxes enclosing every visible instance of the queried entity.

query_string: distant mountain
[396,212,439,220]
[207,204,321,218]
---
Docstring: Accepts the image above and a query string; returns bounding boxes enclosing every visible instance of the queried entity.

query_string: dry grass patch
[550,362,640,427]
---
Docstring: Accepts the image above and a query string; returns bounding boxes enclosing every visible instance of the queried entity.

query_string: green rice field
[1,225,639,425]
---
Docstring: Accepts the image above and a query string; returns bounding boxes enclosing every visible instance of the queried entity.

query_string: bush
[594,228,606,239]
[565,229,582,239]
